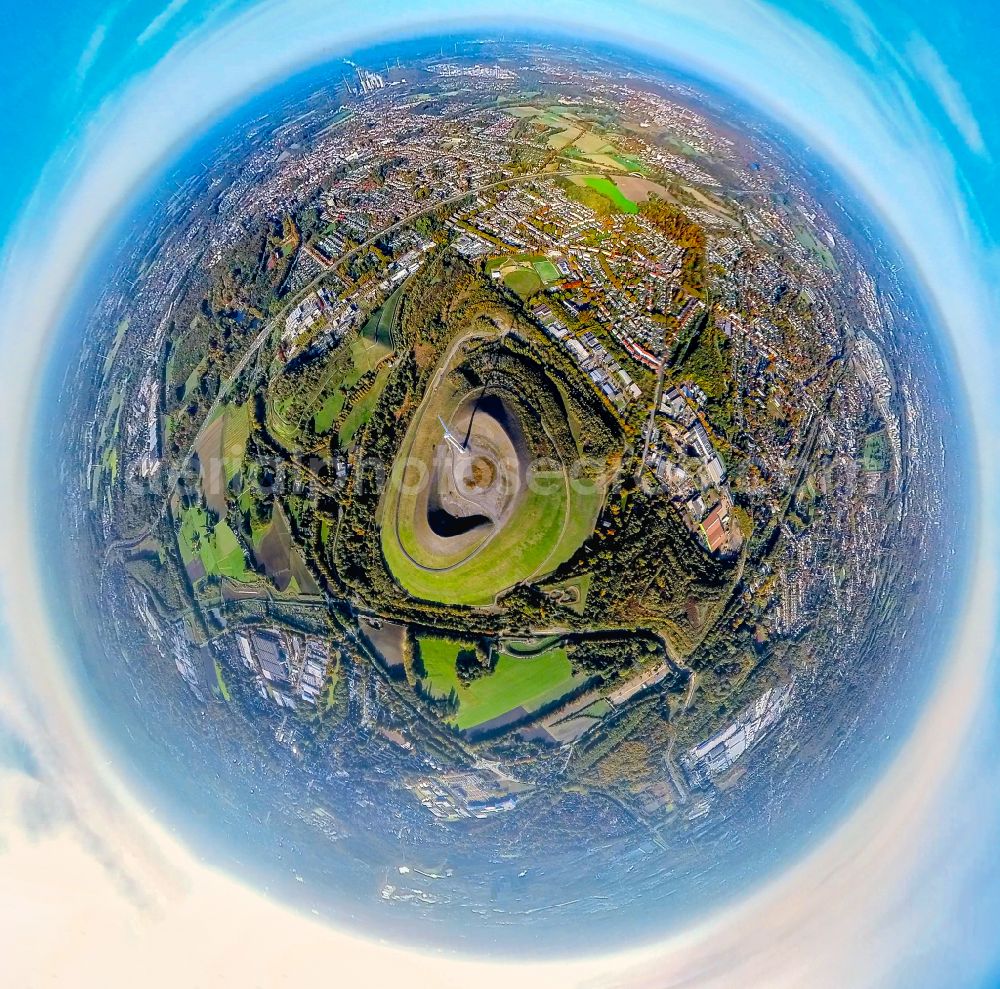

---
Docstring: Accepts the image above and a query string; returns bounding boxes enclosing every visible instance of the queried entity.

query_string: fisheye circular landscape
[41,36,968,953]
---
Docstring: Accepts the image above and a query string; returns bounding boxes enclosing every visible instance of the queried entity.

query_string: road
[638,355,668,475]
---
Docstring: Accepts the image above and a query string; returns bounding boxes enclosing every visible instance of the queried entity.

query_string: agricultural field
[574,130,613,155]
[195,403,251,514]
[506,103,633,170]
[250,502,321,595]
[90,387,124,506]
[358,617,408,673]
[547,126,583,150]
[613,174,672,204]
[417,637,585,731]
[505,105,541,118]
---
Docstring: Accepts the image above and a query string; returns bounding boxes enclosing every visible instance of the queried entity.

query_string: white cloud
[907,34,987,157]
[137,0,194,45]
[74,24,108,85]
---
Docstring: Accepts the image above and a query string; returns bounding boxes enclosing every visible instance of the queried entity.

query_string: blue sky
[1,1,999,986]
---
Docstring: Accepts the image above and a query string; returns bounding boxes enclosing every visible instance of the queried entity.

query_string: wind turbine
[438,416,466,453]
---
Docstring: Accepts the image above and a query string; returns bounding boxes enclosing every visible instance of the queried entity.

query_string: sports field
[533,259,562,283]
[488,253,562,298]
[417,637,584,730]
[504,268,542,298]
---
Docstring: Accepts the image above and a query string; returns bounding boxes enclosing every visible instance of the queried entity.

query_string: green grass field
[612,153,646,172]
[102,319,129,382]
[504,268,543,298]
[348,333,392,381]
[489,253,561,295]
[536,111,569,127]
[289,322,393,440]
[384,477,564,606]
[380,370,606,606]
[383,471,603,607]
[360,285,403,349]
[417,637,466,697]
[533,259,561,283]
[584,176,639,213]
[178,505,254,582]
[418,638,583,730]
[794,225,838,272]
[862,430,890,472]
[313,390,345,434]
[578,698,613,718]
[266,396,299,448]
[505,635,562,656]
[339,363,393,446]
[506,106,540,118]
[91,388,125,504]
[214,660,233,702]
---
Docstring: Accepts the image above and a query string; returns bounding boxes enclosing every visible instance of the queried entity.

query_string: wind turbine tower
[438,416,466,453]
